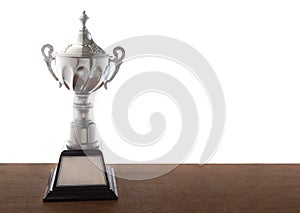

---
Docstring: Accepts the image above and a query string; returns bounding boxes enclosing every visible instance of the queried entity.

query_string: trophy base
[43,150,118,202]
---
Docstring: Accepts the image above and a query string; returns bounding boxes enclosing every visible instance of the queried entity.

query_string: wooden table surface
[1,164,300,212]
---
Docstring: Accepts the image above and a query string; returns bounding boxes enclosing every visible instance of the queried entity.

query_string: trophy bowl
[41,12,125,93]
[42,43,125,94]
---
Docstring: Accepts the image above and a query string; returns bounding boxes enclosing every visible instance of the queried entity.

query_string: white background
[1,0,300,163]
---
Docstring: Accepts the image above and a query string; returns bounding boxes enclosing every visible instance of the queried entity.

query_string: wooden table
[1,164,300,212]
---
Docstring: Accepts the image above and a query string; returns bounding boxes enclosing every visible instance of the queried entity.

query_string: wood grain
[0,164,300,212]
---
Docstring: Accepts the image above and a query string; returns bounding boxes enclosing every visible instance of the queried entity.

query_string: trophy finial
[80,11,89,30]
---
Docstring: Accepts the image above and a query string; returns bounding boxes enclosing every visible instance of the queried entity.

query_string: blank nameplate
[57,156,106,186]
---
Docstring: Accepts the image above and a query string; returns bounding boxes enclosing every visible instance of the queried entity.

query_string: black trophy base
[43,150,118,202]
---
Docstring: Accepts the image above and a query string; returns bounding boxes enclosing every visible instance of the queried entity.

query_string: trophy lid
[58,11,106,57]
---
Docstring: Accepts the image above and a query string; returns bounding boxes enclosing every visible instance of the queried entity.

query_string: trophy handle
[41,44,63,88]
[104,46,125,89]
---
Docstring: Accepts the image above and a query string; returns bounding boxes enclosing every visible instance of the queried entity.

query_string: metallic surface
[41,11,125,150]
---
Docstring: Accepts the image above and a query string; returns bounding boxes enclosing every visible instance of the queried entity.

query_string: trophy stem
[66,93,99,150]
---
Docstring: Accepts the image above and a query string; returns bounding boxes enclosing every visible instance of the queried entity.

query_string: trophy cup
[41,11,125,201]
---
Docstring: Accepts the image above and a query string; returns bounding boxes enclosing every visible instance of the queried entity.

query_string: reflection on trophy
[41,11,125,201]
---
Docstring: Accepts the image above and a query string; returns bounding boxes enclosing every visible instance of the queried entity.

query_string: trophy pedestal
[43,150,118,202]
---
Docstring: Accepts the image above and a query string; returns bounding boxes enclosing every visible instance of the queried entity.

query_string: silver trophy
[41,11,125,201]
